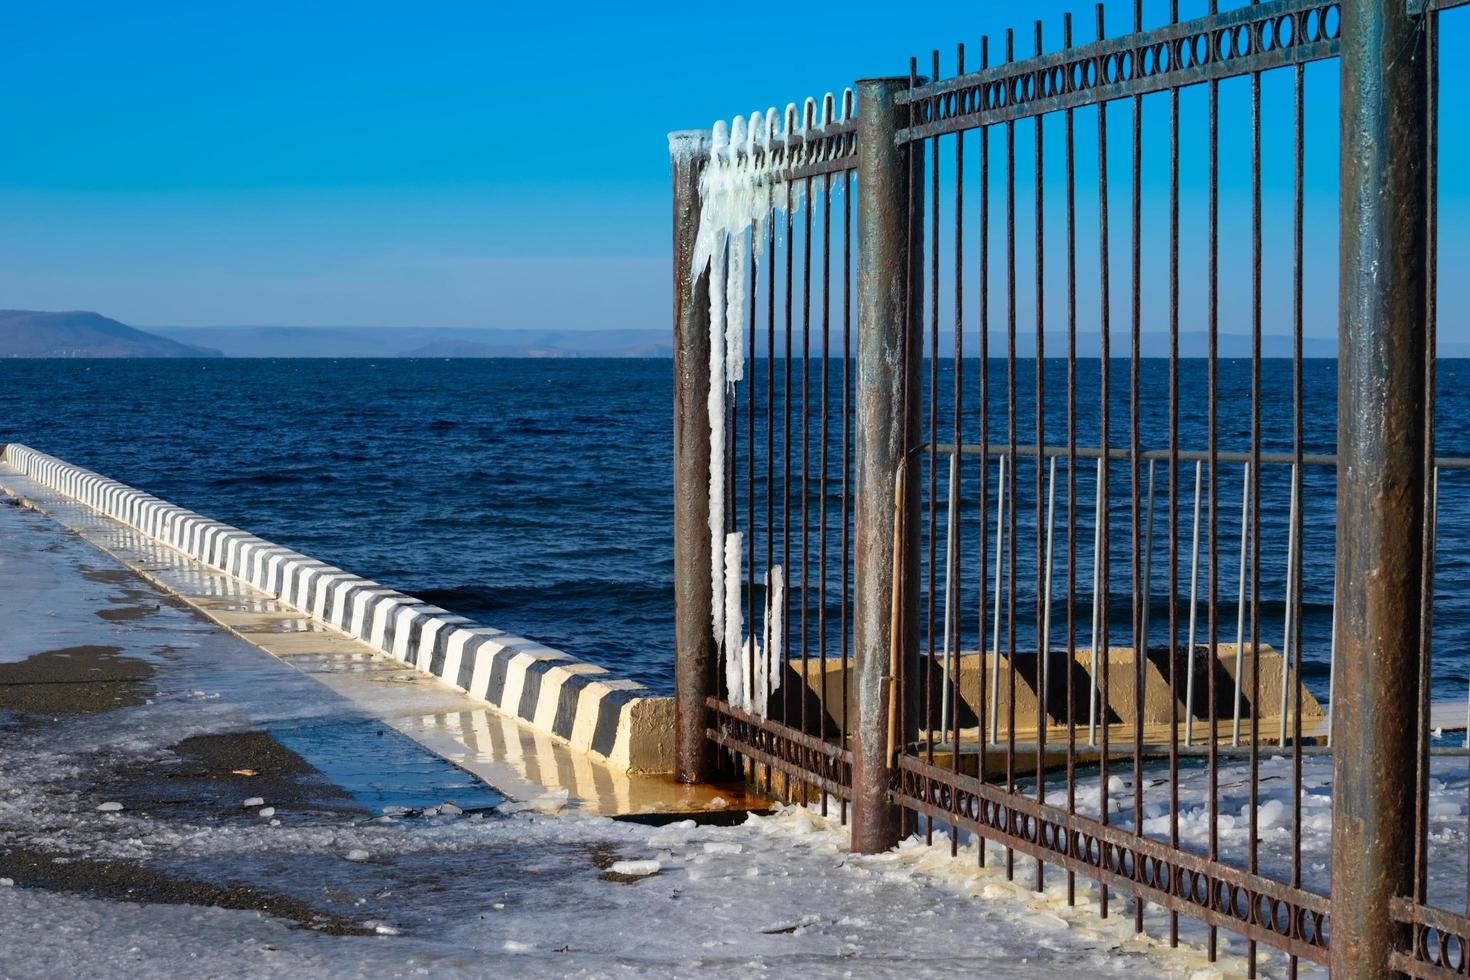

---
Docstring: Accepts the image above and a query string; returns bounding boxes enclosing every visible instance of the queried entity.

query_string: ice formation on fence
[691,90,853,695]
[723,531,744,709]
[736,563,785,717]
[763,565,784,716]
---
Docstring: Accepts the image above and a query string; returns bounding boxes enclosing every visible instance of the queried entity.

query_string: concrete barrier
[0,443,673,773]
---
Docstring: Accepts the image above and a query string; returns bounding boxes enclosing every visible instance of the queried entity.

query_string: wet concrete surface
[0,494,507,925]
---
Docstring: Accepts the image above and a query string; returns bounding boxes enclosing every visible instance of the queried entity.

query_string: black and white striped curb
[0,443,672,772]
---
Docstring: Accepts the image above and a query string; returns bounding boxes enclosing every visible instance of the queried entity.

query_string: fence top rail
[668,93,859,182]
[895,0,1340,141]
[925,442,1470,469]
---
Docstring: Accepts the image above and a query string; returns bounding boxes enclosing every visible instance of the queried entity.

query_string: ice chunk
[345,849,371,862]
[703,842,743,855]
[0,878,12,887]
[440,802,462,816]
[258,806,276,819]
[530,788,569,813]
[242,797,264,808]
[96,802,123,812]
[609,859,661,877]
[503,940,535,953]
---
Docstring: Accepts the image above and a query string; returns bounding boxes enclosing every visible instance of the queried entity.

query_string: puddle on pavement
[96,603,165,623]
[93,721,503,822]
[0,645,154,717]
[95,730,363,822]
[0,846,376,935]
[268,717,504,815]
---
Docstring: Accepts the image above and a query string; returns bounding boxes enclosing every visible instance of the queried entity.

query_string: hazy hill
[146,324,1470,359]
[0,310,221,358]
[151,326,671,358]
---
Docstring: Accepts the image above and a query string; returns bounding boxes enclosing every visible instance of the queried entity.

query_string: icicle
[724,532,744,709]
[742,636,763,715]
[750,569,772,716]
[725,230,746,384]
[707,229,727,647]
[821,92,835,128]
[768,564,785,708]
[840,88,854,123]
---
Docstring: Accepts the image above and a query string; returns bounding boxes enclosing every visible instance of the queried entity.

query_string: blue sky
[1,1,1463,336]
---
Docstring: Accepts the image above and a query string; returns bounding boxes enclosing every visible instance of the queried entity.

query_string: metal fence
[671,0,1462,974]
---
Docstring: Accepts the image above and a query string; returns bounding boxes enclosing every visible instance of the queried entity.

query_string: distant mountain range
[0,310,222,358]
[150,325,673,358]
[4,310,1466,359]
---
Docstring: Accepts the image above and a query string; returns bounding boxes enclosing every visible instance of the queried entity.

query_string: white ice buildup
[724,531,744,710]
[706,181,727,650]
[741,564,782,717]
[691,91,852,664]
[744,564,785,718]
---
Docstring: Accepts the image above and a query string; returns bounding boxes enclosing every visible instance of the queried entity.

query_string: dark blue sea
[1,357,1466,704]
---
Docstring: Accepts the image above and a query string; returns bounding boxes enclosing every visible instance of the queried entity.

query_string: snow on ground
[4,493,1468,979]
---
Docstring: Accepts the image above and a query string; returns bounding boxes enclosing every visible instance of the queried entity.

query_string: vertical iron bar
[898,60,918,846]
[1205,0,1220,954]
[926,51,942,828]
[1167,0,1181,948]
[1004,25,1019,882]
[820,169,832,818]
[1414,0,1440,915]
[1033,20,1049,895]
[842,166,853,825]
[1331,0,1430,972]
[748,225,757,749]
[803,171,813,788]
[978,36,992,867]
[767,197,777,793]
[1234,462,1249,747]
[950,40,966,857]
[1247,44,1263,978]
[1128,0,1144,933]
[1063,9,1078,908]
[1185,460,1201,747]
[783,175,794,800]
[993,458,1007,745]
[1288,54,1306,980]
[1094,2,1112,919]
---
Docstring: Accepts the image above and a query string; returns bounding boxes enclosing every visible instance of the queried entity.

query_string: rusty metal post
[1330,1,1429,974]
[852,78,923,854]
[670,130,719,784]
